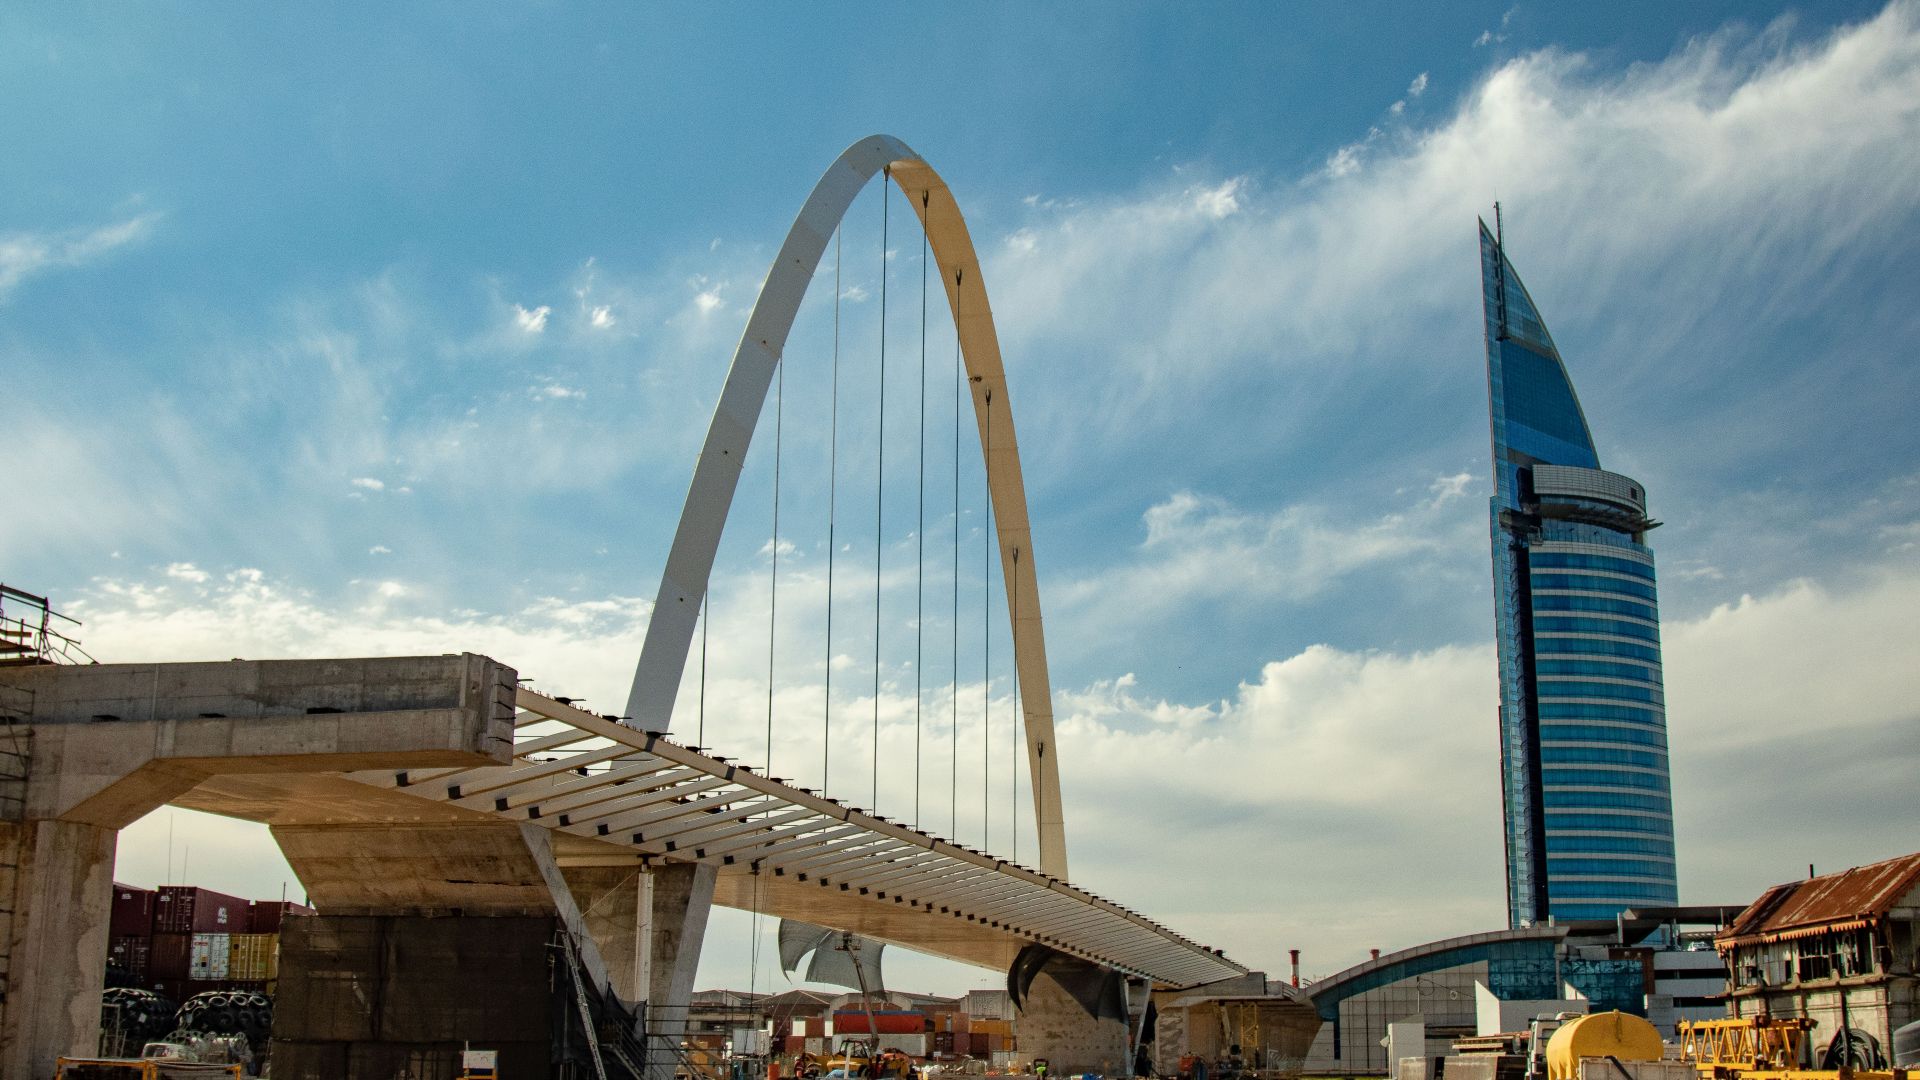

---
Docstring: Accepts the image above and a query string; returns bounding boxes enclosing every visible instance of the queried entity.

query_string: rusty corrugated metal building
[1717,851,1920,1065]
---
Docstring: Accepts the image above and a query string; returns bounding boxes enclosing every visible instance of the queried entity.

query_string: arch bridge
[0,136,1249,1078]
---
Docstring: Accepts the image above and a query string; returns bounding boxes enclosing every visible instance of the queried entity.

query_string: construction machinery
[1544,1012,1664,1080]
[1676,1017,1909,1080]
[795,1039,916,1080]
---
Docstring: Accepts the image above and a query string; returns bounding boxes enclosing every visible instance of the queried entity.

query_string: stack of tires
[100,987,178,1050]
[174,988,275,1052]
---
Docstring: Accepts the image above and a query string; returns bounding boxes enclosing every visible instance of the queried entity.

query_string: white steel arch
[621,135,1069,879]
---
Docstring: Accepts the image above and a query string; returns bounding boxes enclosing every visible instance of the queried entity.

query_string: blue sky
[6,2,1918,994]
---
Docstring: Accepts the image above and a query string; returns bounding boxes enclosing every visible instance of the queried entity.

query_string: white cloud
[988,3,1920,417]
[514,303,551,332]
[1426,471,1473,505]
[1475,6,1517,48]
[1005,229,1038,254]
[0,212,161,300]
[1190,177,1244,219]
[1324,143,1365,178]
[1408,71,1430,97]
[164,562,209,584]
[368,545,392,555]
[73,548,1920,986]
[590,305,615,329]
[533,382,586,401]
[350,476,385,491]
[1058,483,1478,639]
[694,289,723,314]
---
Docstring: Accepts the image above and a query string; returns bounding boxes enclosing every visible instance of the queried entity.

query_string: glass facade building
[1480,220,1678,927]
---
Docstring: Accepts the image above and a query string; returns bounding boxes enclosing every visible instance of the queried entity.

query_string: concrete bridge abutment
[0,654,518,1079]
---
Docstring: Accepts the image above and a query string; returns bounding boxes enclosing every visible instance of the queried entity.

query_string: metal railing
[0,583,94,667]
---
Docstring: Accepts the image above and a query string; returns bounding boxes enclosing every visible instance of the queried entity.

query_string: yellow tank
[1546,1011,1665,1080]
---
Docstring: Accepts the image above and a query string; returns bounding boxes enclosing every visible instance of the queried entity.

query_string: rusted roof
[1718,851,1920,947]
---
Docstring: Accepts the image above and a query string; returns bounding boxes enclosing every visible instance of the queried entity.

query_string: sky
[5,2,1919,996]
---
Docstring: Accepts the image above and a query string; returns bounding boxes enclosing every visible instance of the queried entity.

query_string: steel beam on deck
[514,762,690,817]
[773,837,911,878]
[614,793,781,844]
[447,742,631,798]
[544,774,734,827]
[679,806,821,857]
[713,821,867,866]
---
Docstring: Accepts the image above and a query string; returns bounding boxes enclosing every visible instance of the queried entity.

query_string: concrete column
[1016,966,1131,1077]
[639,861,717,1080]
[560,865,646,1003]
[0,819,118,1079]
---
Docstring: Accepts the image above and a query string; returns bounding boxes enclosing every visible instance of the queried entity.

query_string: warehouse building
[1718,851,1920,1067]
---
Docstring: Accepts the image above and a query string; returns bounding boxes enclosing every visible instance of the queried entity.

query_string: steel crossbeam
[543,774,734,827]
[680,805,821,857]
[586,788,763,839]
[710,821,866,866]
[446,742,632,798]
[783,838,919,880]
[512,762,690,818]
[690,815,836,862]
[818,851,950,891]
[833,852,969,892]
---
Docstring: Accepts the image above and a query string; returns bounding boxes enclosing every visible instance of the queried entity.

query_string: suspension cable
[698,593,708,748]
[824,227,842,794]
[872,166,889,812]
[951,267,963,839]
[915,193,928,827]
[983,383,992,850]
[767,351,783,773]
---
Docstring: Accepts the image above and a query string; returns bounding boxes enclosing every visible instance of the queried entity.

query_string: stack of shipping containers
[108,883,313,1002]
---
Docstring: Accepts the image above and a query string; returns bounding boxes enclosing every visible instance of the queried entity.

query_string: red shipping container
[149,933,192,981]
[245,899,314,933]
[247,900,307,933]
[109,936,151,980]
[111,884,157,938]
[154,886,246,934]
[833,1011,928,1035]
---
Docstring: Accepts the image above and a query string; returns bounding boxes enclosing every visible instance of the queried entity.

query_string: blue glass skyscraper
[1481,216,1679,927]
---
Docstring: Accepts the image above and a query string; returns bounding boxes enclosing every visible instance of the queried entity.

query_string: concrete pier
[0,654,517,1078]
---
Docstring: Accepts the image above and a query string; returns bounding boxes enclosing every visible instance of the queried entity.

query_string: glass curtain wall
[1480,219,1679,926]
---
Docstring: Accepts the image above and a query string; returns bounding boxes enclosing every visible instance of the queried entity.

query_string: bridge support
[0,817,117,1080]
[0,654,516,1079]
[564,861,716,1080]
[1019,969,1133,1075]
[1012,950,1135,1077]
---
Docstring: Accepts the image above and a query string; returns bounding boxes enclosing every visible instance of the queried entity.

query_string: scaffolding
[0,583,93,668]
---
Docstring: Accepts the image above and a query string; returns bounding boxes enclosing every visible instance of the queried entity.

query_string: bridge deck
[315,689,1243,986]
